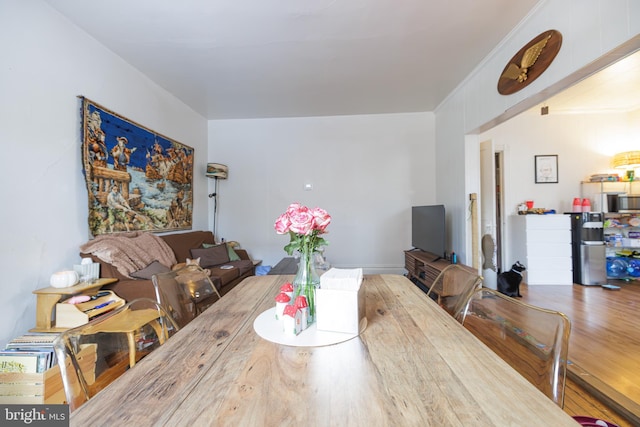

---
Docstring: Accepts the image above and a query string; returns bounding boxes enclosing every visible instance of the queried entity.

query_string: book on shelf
[6,332,59,347]
[2,333,60,373]
[0,351,51,373]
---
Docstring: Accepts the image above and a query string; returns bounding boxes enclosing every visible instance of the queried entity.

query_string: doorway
[479,140,504,288]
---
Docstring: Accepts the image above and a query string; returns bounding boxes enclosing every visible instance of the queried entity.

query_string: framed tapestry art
[80,97,194,236]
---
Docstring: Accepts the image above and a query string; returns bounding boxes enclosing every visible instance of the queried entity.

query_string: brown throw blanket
[80,231,177,278]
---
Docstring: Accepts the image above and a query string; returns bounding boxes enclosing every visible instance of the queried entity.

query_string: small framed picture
[535,155,558,183]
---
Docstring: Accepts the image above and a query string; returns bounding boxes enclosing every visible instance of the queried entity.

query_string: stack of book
[589,174,620,182]
[0,333,59,373]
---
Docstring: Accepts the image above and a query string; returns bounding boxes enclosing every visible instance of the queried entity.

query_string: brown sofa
[81,230,255,303]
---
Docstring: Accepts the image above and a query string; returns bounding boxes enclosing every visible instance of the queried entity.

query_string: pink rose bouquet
[274,203,331,324]
[274,203,331,256]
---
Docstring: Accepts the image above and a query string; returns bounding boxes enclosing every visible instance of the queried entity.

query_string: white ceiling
[539,49,640,115]
[43,0,541,120]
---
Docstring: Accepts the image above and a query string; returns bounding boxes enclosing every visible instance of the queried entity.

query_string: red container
[572,198,582,212]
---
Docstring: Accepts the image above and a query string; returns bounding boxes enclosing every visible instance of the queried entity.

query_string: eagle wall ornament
[497,30,562,95]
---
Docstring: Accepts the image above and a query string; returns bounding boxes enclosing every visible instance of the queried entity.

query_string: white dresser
[509,214,573,285]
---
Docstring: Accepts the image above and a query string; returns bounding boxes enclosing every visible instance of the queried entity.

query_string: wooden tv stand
[404,250,476,302]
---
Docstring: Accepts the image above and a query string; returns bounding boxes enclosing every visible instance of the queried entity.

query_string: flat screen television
[411,204,445,259]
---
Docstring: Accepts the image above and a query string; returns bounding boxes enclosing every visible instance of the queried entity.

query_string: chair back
[426,264,483,315]
[53,298,179,411]
[152,264,220,328]
[455,288,571,408]
[449,275,484,318]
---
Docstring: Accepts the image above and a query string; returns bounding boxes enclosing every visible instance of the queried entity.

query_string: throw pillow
[203,242,241,261]
[130,260,171,280]
[226,243,241,261]
[190,244,230,268]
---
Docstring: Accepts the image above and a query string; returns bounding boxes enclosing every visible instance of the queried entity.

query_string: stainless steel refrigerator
[568,212,607,286]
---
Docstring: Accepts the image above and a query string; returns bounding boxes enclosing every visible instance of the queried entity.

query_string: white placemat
[253,307,363,347]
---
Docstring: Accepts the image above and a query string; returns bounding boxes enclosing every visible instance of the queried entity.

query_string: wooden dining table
[70,274,578,426]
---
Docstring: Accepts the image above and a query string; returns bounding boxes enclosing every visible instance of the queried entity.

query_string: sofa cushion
[161,231,215,263]
[190,244,230,268]
[102,279,157,302]
[227,245,241,261]
[130,260,171,280]
[203,242,241,261]
[232,259,255,276]
[209,265,240,285]
[209,260,254,288]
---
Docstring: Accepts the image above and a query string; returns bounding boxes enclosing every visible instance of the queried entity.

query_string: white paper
[316,287,366,334]
[320,268,363,291]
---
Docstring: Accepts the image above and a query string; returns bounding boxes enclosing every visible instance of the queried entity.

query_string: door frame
[479,140,507,287]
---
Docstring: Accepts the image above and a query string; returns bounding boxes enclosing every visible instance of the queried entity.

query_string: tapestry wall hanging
[80,97,194,236]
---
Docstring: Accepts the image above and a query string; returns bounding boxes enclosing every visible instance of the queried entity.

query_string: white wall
[0,0,208,347]
[208,113,436,271]
[436,0,640,266]
[483,110,639,216]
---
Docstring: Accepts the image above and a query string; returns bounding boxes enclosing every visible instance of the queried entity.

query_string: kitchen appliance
[618,195,640,212]
[607,194,619,213]
[568,212,607,286]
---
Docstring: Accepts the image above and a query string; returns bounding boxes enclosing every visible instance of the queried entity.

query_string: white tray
[253,307,364,347]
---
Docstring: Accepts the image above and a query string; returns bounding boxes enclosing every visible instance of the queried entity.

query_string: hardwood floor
[519,280,640,427]
[563,376,634,427]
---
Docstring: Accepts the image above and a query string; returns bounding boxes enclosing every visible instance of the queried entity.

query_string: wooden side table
[80,307,165,367]
[31,278,117,332]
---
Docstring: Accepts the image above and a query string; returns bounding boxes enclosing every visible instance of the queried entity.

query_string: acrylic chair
[53,297,179,411]
[152,264,221,328]
[455,287,571,408]
[426,264,484,316]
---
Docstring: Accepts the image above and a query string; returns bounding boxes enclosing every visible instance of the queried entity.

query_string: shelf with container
[604,212,640,280]
[580,180,634,212]
[31,278,118,332]
[0,344,96,404]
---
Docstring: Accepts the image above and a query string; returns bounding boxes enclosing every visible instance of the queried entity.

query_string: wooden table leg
[34,294,63,330]
[127,331,136,367]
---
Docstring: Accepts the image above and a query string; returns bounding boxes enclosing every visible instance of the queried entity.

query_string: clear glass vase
[293,251,320,324]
